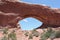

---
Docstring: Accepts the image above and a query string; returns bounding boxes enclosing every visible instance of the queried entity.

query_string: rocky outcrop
[0,0,60,28]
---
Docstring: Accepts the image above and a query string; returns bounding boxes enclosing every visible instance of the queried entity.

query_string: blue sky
[21,0,60,8]
[19,0,60,30]
[19,17,43,30]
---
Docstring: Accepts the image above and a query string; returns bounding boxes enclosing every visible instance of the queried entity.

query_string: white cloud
[23,19,28,22]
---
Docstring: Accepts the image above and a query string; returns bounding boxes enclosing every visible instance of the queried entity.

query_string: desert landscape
[0,27,60,40]
[0,0,60,40]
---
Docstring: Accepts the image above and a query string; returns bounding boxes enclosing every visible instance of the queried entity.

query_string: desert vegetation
[0,28,17,40]
[0,27,60,40]
[24,27,60,40]
[40,27,60,40]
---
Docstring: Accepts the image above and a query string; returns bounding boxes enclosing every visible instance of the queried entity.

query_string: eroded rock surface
[0,0,60,28]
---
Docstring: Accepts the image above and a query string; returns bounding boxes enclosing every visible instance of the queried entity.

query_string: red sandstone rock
[0,0,60,28]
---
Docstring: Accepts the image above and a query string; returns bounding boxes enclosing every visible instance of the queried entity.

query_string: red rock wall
[0,1,60,28]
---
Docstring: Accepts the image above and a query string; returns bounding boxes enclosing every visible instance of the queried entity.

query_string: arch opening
[18,17,43,30]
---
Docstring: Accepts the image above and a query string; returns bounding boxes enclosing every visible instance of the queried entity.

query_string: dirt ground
[0,28,60,40]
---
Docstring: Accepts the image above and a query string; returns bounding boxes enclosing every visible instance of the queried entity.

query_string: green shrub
[1,36,8,40]
[24,31,29,36]
[28,34,33,39]
[55,31,60,38]
[8,30,17,40]
[32,29,39,37]
[3,28,8,34]
[41,27,54,40]
[1,28,17,40]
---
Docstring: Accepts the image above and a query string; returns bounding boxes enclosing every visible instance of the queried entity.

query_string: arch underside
[0,13,60,29]
[22,14,60,28]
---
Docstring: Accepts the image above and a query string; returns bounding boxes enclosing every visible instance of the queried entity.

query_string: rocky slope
[0,27,60,40]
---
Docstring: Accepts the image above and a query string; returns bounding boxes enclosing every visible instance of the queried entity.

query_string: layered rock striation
[0,0,60,28]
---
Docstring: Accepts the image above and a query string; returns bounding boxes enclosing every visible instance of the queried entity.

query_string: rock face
[0,0,60,28]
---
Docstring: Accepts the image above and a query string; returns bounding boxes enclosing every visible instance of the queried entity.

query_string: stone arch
[0,1,60,28]
[22,14,44,22]
[19,14,48,28]
[20,13,60,28]
[19,17,43,30]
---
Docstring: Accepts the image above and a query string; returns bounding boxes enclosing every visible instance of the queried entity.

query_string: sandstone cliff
[0,0,60,28]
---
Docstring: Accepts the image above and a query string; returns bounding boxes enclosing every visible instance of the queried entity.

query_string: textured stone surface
[0,0,60,28]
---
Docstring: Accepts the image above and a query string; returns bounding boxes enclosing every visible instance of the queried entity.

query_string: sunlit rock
[0,0,60,28]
